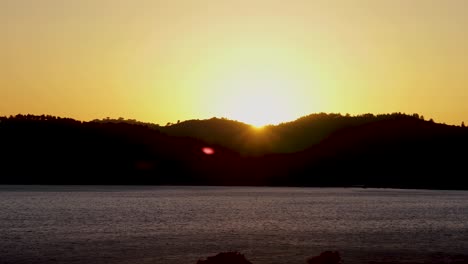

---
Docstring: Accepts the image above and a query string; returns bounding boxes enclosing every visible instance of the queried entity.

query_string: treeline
[1,113,467,189]
[0,114,243,185]
[156,112,454,155]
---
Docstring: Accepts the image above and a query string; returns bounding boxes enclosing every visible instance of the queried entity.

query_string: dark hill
[157,113,445,155]
[0,115,244,185]
[1,113,467,189]
[160,118,265,155]
[269,115,468,189]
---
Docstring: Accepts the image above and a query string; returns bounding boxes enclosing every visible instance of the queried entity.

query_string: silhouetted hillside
[0,114,245,185]
[160,118,265,155]
[271,116,468,189]
[1,113,467,189]
[156,113,447,155]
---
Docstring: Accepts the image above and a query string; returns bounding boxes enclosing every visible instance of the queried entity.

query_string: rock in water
[196,252,253,264]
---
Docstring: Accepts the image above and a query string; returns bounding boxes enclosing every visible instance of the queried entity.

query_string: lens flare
[202,147,215,155]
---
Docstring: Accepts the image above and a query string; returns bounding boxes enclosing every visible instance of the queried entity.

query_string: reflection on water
[0,185,467,264]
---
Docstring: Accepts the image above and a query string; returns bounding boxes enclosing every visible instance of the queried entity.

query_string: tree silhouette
[1,113,467,189]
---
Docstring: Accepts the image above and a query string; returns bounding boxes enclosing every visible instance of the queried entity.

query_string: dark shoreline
[1,184,468,192]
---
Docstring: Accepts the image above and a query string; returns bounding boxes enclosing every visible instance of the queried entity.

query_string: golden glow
[1,1,468,125]
[251,125,265,130]
[209,54,318,127]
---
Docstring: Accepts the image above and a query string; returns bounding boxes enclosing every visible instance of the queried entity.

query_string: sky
[1,0,467,126]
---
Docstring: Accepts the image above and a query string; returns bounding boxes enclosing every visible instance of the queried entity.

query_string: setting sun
[218,75,306,127]
[206,50,320,127]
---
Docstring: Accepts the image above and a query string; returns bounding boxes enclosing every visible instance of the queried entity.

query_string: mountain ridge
[95,112,463,155]
[1,112,467,189]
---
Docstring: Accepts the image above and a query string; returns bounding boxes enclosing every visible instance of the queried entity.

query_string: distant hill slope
[0,115,243,185]
[1,113,467,189]
[272,116,468,189]
[158,113,459,155]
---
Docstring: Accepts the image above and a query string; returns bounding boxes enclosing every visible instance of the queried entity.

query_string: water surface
[1,186,467,264]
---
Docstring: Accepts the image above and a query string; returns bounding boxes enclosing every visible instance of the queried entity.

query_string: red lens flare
[202,147,215,155]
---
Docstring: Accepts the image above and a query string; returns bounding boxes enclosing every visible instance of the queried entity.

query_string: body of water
[0,186,467,264]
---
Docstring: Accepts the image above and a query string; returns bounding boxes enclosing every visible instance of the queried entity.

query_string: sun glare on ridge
[200,43,324,128]
[212,66,316,128]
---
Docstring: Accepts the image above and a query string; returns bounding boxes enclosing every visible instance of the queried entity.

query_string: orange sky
[1,0,467,126]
